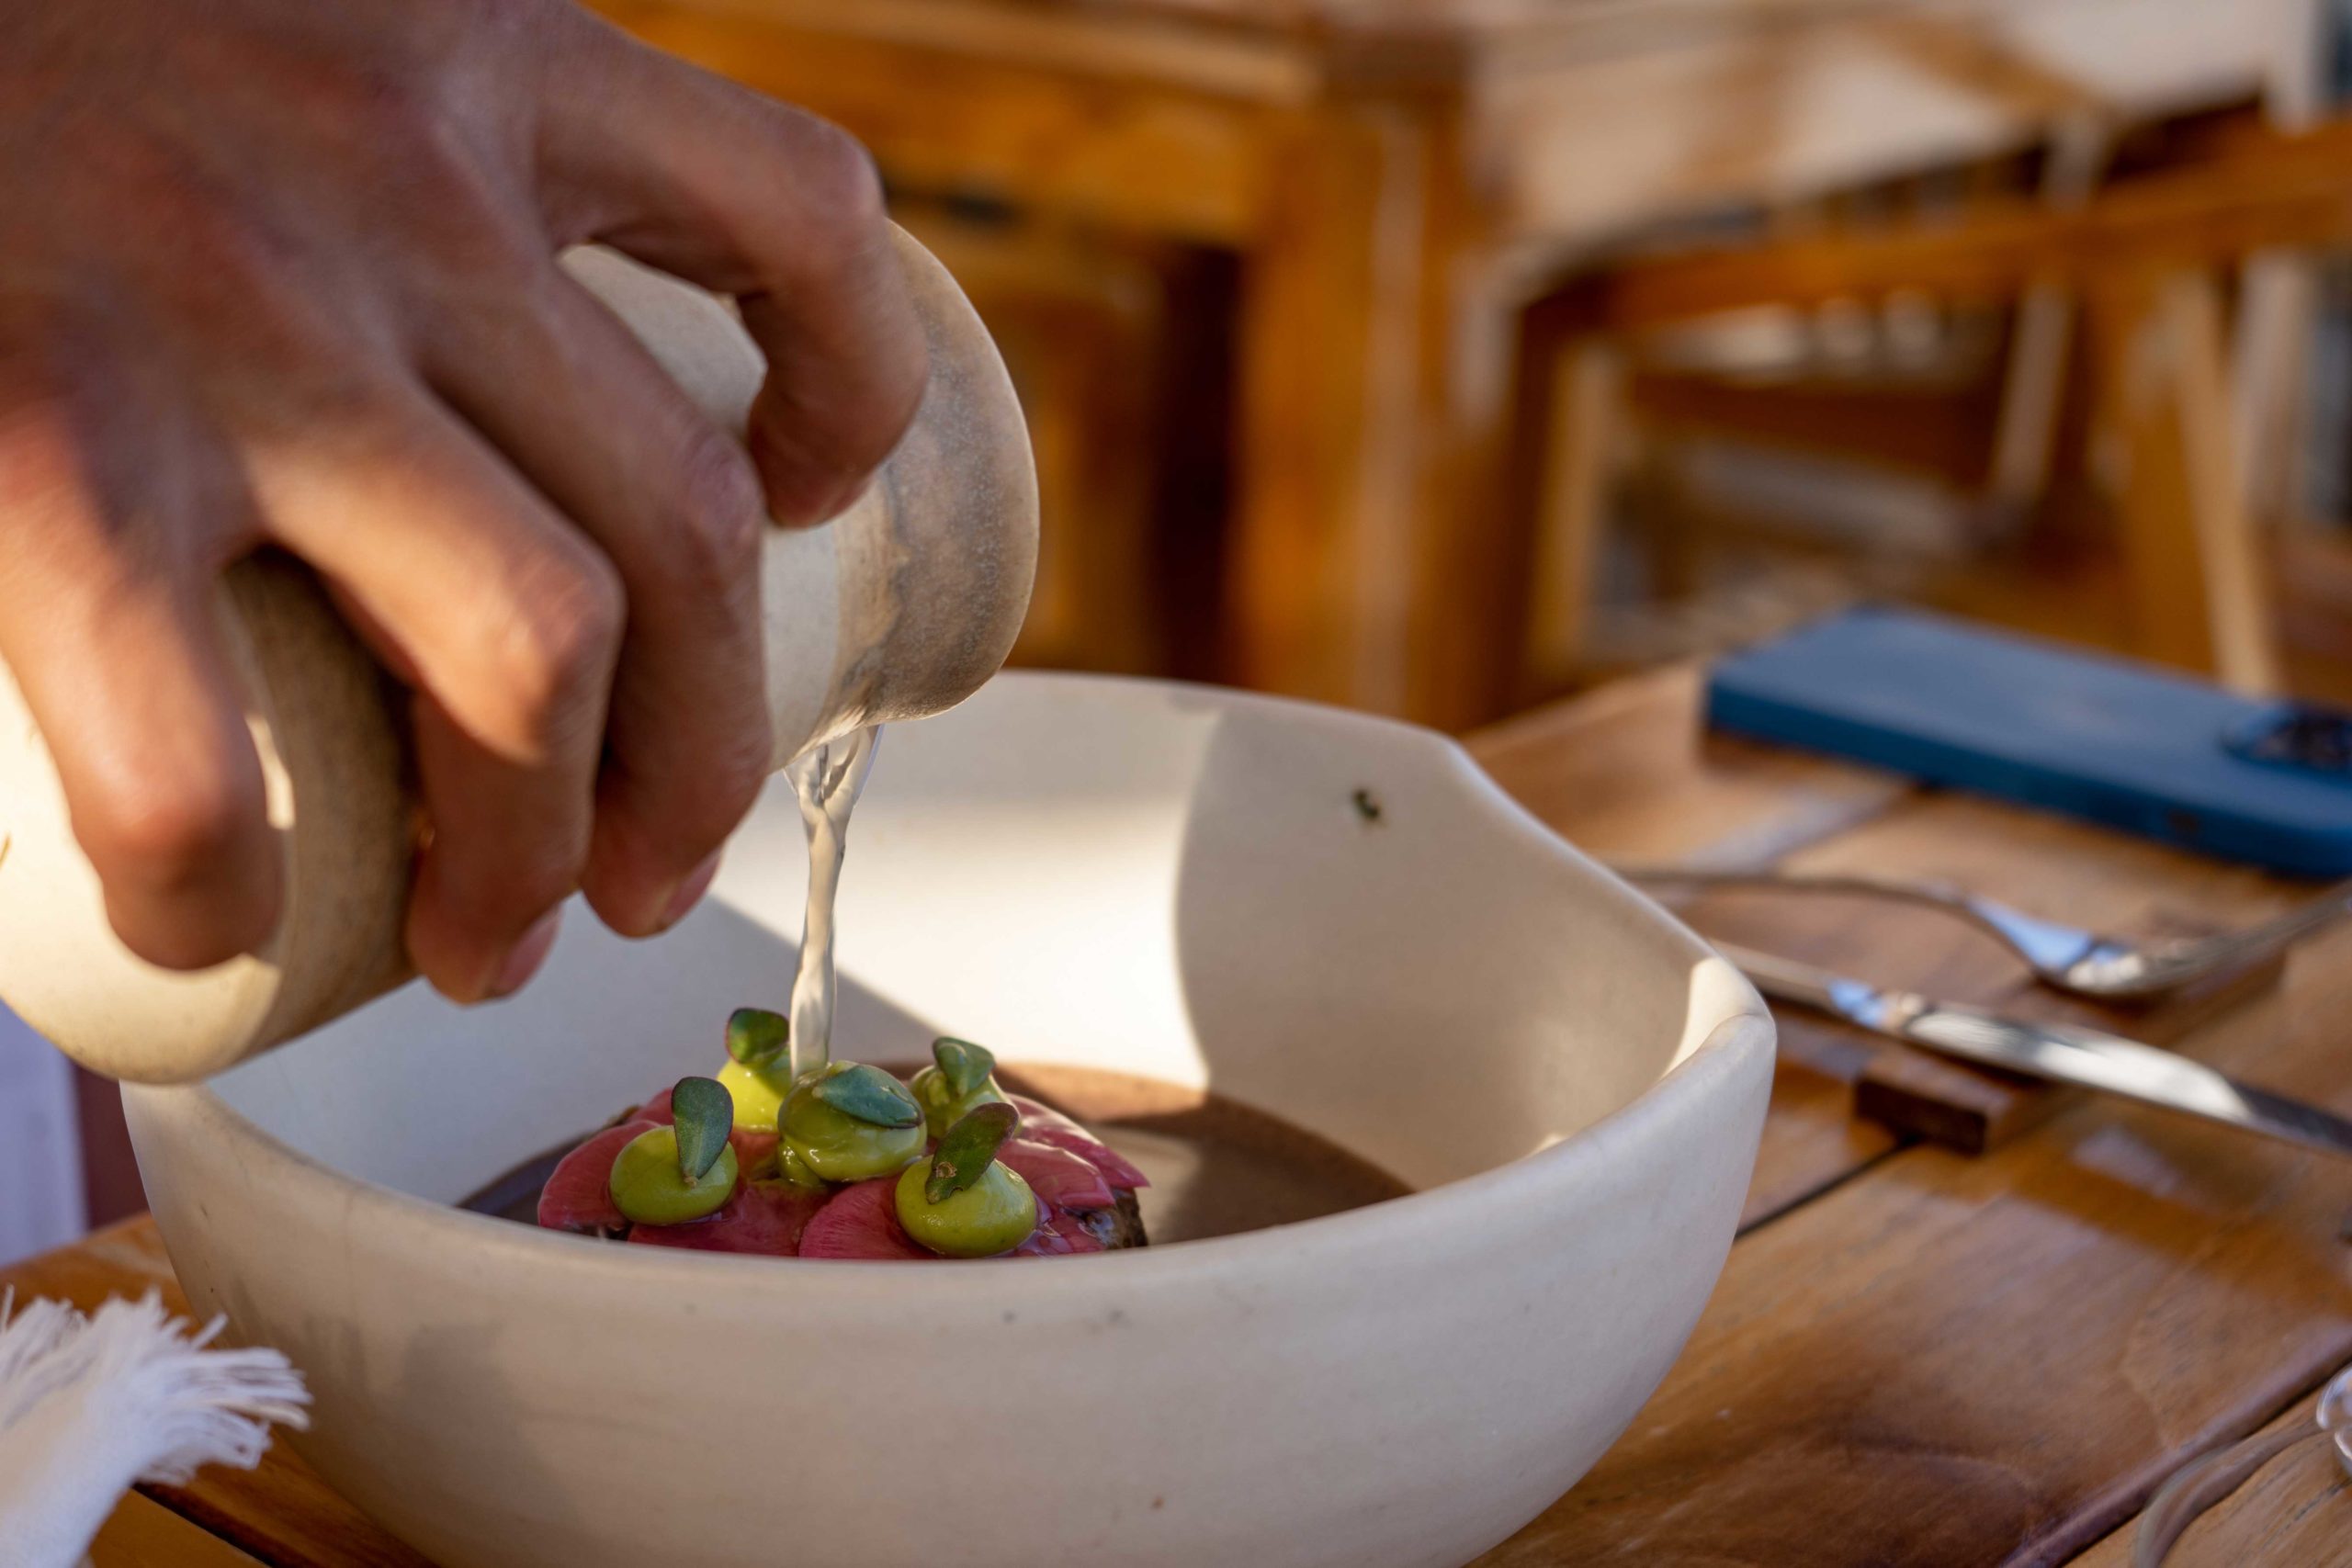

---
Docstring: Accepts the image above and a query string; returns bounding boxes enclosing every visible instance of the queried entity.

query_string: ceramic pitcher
[0,228,1037,1083]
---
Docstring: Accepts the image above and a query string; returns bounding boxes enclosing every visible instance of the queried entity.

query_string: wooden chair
[890,198,1181,676]
[1518,112,2352,699]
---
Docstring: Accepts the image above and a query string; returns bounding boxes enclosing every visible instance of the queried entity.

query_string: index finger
[532,18,928,526]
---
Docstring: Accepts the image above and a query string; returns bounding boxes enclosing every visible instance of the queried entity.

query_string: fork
[1617,865,2352,1001]
[2131,1361,2352,1565]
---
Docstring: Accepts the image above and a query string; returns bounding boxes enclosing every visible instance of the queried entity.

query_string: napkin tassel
[0,1289,309,1568]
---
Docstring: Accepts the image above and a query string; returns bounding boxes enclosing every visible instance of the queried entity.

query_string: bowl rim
[130,673,1773,1294]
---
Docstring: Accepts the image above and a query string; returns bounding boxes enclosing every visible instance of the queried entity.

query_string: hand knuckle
[442,845,577,936]
[493,551,622,746]
[77,135,304,305]
[403,149,530,273]
[296,65,524,270]
[664,425,764,588]
[704,726,775,824]
[459,0,552,42]
[777,117,888,276]
[82,769,254,892]
[669,716,773,834]
[503,849,584,919]
[181,213,303,305]
[300,48,449,147]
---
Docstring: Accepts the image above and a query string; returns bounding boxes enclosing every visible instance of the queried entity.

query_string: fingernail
[490,908,562,999]
[658,852,723,931]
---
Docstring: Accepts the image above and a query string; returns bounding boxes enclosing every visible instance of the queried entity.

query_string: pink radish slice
[1013,1224,1071,1257]
[730,1127,780,1172]
[1006,1096,1149,1191]
[798,1176,932,1260]
[1013,1194,1069,1256]
[1014,1205,1106,1257]
[537,1120,659,1233]
[628,1179,827,1256]
[1048,1213,1108,1254]
[997,1137,1116,1213]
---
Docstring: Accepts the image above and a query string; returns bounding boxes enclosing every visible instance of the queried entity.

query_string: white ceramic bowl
[125,674,1773,1568]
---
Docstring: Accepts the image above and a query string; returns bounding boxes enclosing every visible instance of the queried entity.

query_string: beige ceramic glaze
[125,672,1772,1568]
[0,226,1036,1085]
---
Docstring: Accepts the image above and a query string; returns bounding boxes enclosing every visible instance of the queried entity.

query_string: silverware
[1623,866,2352,1001]
[1717,942,2352,1160]
[2132,1362,2352,1566]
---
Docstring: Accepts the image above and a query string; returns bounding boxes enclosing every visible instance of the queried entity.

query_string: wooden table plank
[1474,921,2352,1566]
[88,1492,266,1568]
[1739,1032,1908,1231]
[1466,667,1910,869]
[2069,1374,2352,1566]
[1780,790,2310,942]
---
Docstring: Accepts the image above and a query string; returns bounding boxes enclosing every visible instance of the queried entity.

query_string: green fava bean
[718,1057,792,1133]
[609,1126,739,1226]
[894,1159,1037,1258]
[775,1138,828,1190]
[910,1064,1007,1140]
[781,1063,927,1182]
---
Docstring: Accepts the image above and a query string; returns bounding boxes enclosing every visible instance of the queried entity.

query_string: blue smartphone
[1706,605,2352,876]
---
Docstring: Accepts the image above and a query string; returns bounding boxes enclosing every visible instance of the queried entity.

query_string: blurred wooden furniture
[588,0,2290,728]
[1525,111,2352,697]
[894,203,1175,673]
[14,663,2352,1562]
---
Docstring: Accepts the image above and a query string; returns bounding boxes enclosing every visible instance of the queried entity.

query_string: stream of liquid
[782,726,881,1080]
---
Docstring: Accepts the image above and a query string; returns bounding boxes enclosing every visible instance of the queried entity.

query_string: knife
[1715,942,2352,1160]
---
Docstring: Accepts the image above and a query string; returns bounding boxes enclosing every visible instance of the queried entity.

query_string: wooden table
[23,663,2352,1565]
[586,0,2292,726]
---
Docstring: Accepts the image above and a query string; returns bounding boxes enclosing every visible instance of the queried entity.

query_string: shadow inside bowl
[204,676,1729,1238]
[1168,699,1708,1192]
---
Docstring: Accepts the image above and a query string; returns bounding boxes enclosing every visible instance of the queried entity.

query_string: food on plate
[526,1021,1148,1260]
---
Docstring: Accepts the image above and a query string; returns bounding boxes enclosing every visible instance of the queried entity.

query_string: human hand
[0,0,925,999]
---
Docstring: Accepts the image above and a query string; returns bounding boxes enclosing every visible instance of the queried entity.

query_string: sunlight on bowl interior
[211,675,1729,1208]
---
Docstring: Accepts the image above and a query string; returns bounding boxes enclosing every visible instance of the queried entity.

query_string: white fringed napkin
[0,1290,309,1568]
